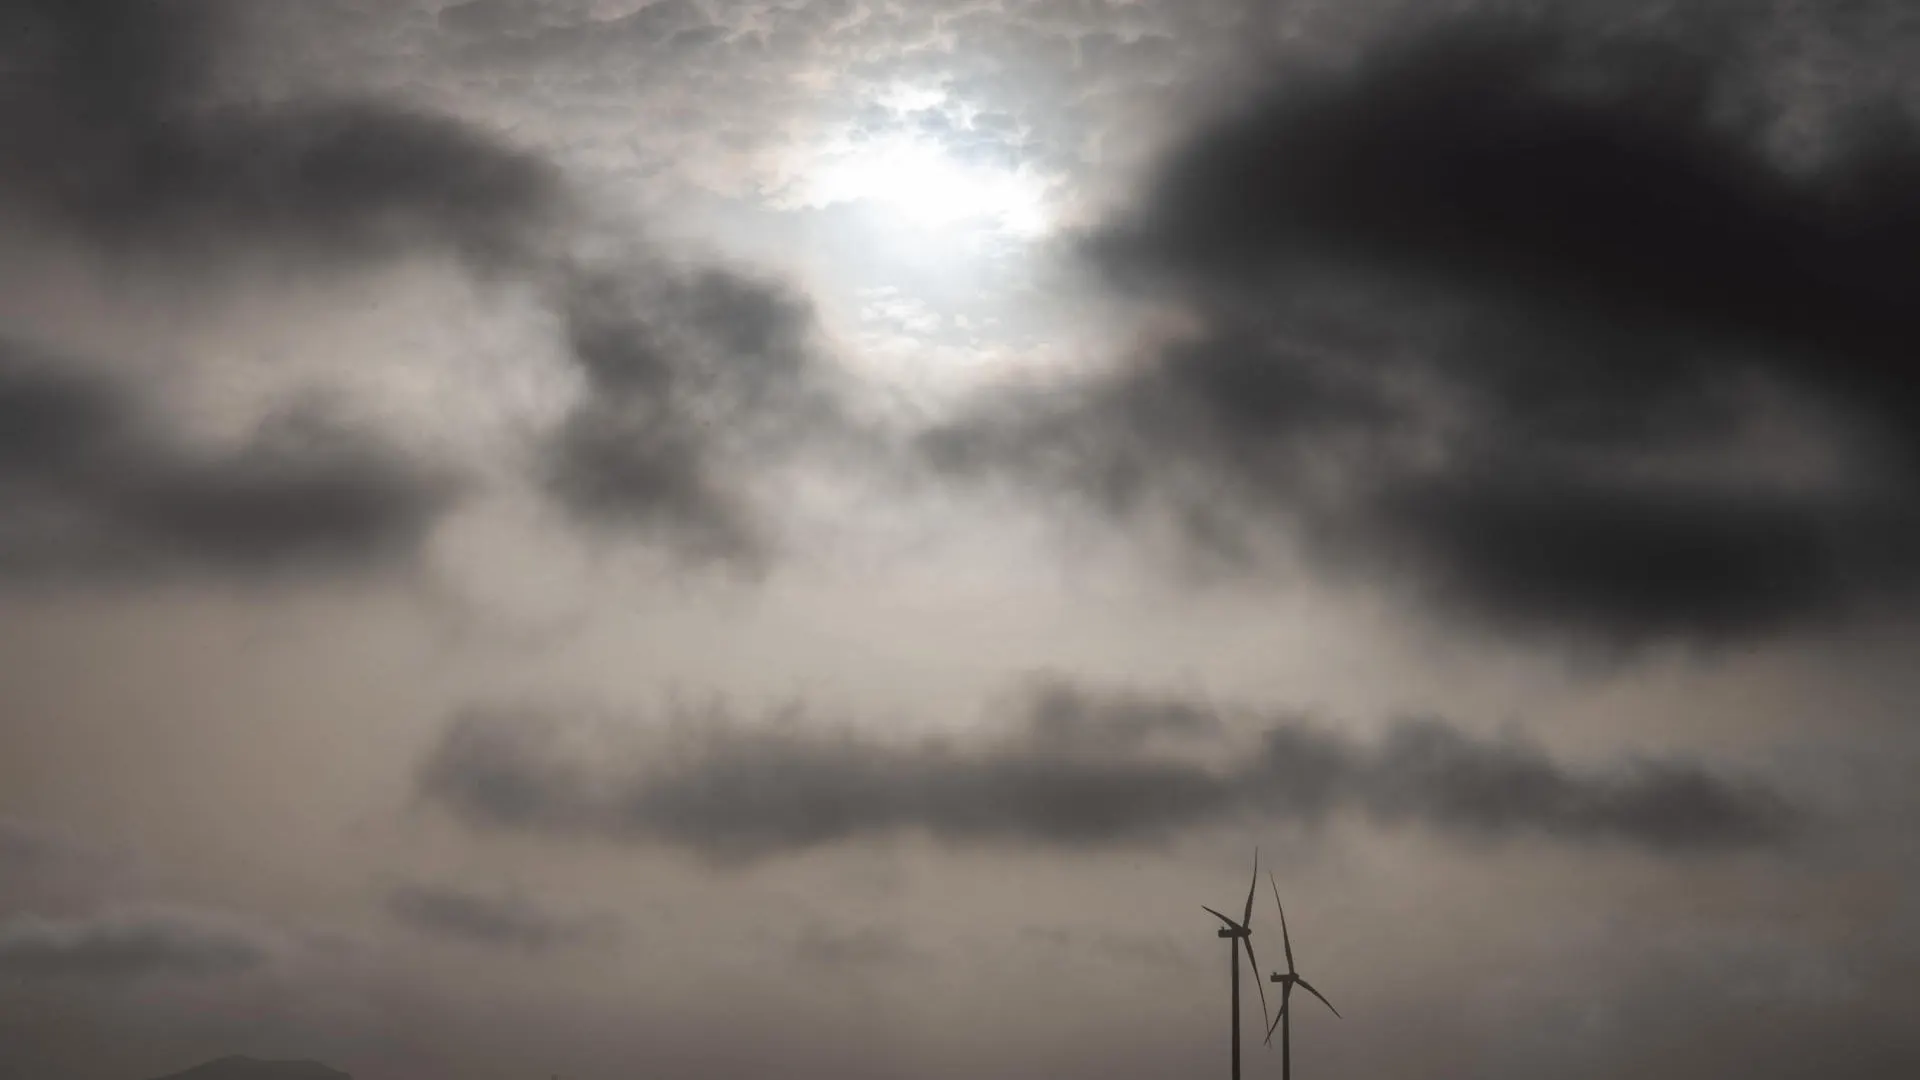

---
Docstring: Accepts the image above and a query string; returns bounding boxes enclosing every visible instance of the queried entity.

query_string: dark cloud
[0,0,563,267]
[929,11,1920,645]
[385,881,614,951]
[539,261,849,567]
[0,0,567,585]
[1020,678,1225,751]
[0,910,270,980]
[0,340,454,582]
[417,680,1796,860]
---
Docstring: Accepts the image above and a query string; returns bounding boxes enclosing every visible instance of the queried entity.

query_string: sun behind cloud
[771,85,1055,241]
[797,131,1053,237]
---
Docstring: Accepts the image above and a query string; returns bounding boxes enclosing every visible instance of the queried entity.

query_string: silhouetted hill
[148,1057,351,1080]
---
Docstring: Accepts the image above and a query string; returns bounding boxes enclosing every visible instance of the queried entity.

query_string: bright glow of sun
[792,132,1053,239]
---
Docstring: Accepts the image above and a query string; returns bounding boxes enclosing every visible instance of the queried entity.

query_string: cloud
[0,910,272,980]
[0,340,454,582]
[0,819,82,871]
[538,258,853,567]
[790,924,918,971]
[0,0,859,579]
[438,0,718,65]
[1018,678,1225,753]
[1018,924,1196,973]
[0,817,118,887]
[927,11,1920,646]
[385,880,616,951]
[416,679,1797,860]
[0,0,563,267]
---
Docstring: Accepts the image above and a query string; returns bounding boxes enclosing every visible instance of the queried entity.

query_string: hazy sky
[4,2,1920,1078]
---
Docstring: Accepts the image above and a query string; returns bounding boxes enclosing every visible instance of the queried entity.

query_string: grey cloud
[417,680,1797,860]
[0,341,454,583]
[0,0,858,577]
[791,924,917,970]
[0,910,271,980]
[1020,678,1225,752]
[417,699,1229,858]
[439,0,715,65]
[0,819,79,871]
[1336,718,1794,849]
[544,402,764,564]
[928,9,1920,647]
[0,0,563,268]
[0,0,565,585]
[436,0,549,41]
[539,261,849,567]
[385,881,615,951]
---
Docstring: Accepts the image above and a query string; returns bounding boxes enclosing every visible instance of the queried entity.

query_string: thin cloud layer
[929,11,1920,645]
[790,924,919,971]
[385,880,615,951]
[417,681,1796,860]
[0,910,272,981]
[0,341,453,581]
[0,818,81,871]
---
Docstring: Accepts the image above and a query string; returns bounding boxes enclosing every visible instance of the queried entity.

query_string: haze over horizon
[3,2,1919,1079]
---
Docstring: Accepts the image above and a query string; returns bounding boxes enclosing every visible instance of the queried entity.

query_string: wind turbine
[1203,851,1270,1080]
[1264,875,1340,1080]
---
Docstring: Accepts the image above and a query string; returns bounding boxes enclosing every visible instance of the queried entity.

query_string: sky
[3,1,1920,1078]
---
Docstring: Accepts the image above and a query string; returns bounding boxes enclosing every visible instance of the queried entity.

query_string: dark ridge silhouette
[147,1057,351,1080]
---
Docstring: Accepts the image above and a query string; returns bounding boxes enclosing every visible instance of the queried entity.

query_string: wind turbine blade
[1243,849,1259,927]
[1201,906,1240,931]
[1297,978,1341,1018]
[1270,874,1296,974]
[1264,984,1292,1045]
[1240,935,1269,1035]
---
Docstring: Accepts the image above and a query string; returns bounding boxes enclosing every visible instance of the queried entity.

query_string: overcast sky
[4,2,1920,1079]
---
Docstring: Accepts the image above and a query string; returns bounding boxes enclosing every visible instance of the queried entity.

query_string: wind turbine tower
[1203,851,1270,1080]
[1265,875,1341,1080]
